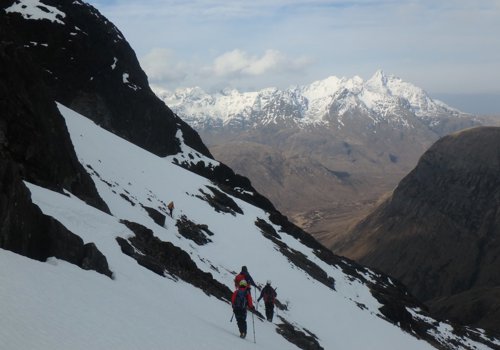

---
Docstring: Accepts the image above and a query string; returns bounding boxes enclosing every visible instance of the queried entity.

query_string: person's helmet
[266,280,271,285]
[239,280,248,287]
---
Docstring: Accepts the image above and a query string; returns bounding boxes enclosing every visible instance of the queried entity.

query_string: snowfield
[0,103,495,350]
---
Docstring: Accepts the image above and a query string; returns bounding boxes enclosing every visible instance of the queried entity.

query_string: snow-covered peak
[344,75,364,93]
[365,69,389,94]
[300,76,343,100]
[380,74,464,118]
[359,70,400,113]
[184,87,215,109]
[176,86,210,101]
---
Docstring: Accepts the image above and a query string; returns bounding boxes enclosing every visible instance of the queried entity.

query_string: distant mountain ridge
[154,70,471,133]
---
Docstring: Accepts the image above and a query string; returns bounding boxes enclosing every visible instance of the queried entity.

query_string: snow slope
[0,103,496,350]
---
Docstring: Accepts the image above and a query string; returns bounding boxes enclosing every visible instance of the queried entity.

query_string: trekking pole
[230,312,234,322]
[254,287,258,311]
[252,309,256,344]
[274,287,278,319]
[252,286,257,343]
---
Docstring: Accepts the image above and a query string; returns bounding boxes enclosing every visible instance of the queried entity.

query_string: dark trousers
[234,309,247,334]
[265,302,274,321]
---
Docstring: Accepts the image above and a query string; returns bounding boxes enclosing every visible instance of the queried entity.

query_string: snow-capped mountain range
[154,70,468,131]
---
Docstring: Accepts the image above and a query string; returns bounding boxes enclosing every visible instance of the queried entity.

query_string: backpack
[263,286,276,303]
[234,273,245,287]
[233,289,248,310]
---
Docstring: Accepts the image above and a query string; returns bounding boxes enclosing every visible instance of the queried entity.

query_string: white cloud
[242,50,287,75]
[210,49,309,77]
[211,49,249,76]
[140,48,188,84]
[139,47,311,91]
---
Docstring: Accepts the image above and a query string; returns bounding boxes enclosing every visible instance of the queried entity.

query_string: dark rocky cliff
[1,0,209,158]
[341,126,500,333]
[0,40,111,276]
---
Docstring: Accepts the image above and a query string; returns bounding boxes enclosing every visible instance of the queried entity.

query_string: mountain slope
[154,73,480,244]
[339,127,500,333]
[2,103,497,349]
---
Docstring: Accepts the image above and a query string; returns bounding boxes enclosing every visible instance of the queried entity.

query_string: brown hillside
[337,126,500,332]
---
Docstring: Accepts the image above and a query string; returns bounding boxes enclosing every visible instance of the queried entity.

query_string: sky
[86,0,500,114]
[1,101,493,349]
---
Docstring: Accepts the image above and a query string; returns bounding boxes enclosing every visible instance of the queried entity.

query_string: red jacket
[231,287,254,310]
[234,272,256,289]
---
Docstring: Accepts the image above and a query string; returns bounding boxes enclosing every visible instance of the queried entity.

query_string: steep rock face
[1,0,210,158]
[340,127,500,332]
[0,44,111,276]
[0,43,109,210]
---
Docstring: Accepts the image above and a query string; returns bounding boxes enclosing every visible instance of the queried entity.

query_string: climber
[167,201,174,217]
[258,280,277,321]
[232,280,255,338]
[234,265,258,290]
